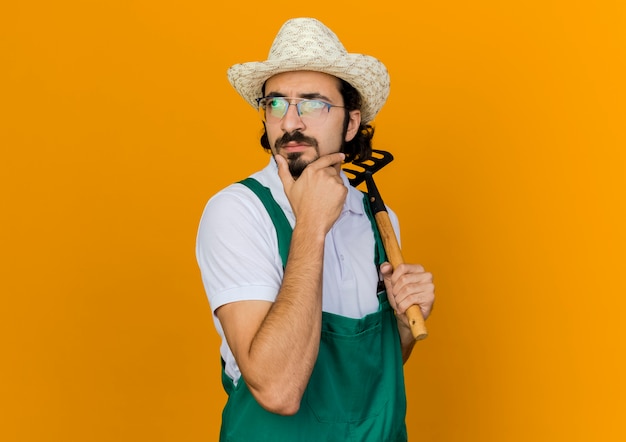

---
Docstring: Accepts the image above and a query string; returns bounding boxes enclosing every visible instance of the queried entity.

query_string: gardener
[196,17,435,441]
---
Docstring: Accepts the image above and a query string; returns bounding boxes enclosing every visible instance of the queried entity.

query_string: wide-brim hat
[227,17,390,124]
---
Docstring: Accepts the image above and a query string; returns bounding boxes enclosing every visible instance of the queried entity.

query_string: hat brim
[227,53,390,124]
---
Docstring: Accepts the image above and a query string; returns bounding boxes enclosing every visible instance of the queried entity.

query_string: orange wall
[2,1,625,441]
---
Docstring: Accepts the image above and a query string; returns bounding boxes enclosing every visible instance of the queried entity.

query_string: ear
[344,110,361,142]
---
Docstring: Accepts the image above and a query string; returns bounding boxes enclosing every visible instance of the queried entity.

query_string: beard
[285,151,318,178]
[274,131,320,178]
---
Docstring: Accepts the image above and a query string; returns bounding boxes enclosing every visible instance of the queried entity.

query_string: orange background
[2,1,625,441]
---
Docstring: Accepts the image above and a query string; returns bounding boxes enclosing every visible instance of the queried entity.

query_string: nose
[280,102,305,133]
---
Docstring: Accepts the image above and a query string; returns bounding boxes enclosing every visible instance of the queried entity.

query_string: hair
[259,77,375,163]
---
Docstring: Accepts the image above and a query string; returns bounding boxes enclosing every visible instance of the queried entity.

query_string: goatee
[286,152,316,178]
[275,131,319,178]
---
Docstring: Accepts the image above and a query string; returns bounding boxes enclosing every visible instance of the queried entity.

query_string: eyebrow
[265,92,333,102]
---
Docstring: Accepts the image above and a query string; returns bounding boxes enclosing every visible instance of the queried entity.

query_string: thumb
[380,262,393,285]
[380,262,395,302]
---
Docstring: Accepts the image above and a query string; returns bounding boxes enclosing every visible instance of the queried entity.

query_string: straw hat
[227,17,390,124]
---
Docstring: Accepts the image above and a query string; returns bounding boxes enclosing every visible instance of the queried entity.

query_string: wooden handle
[374,211,428,341]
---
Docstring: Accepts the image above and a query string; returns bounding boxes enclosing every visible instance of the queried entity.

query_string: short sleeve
[195,184,285,315]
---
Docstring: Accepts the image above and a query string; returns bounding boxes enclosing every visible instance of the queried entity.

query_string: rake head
[343,149,394,187]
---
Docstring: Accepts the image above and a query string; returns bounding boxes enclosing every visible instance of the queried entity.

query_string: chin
[287,152,317,178]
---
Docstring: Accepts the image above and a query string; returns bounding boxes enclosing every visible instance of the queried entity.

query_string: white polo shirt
[196,158,401,383]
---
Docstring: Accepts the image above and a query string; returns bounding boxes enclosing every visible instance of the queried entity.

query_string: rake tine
[344,149,394,186]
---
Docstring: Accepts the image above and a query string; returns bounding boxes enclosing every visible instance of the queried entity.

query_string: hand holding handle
[374,211,428,341]
[364,171,428,341]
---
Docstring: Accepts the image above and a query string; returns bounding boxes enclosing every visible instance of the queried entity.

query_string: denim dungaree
[218,178,408,441]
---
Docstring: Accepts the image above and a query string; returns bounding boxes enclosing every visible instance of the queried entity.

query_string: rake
[343,149,428,341]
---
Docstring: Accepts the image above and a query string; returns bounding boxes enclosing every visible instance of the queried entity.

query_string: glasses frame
[256,96,345,123]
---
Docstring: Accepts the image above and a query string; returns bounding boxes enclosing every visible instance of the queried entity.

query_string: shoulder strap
[239,178,292,268]
[361,192,387,266]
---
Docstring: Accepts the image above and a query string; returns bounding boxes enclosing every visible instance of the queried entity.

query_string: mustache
[274,131,318,150]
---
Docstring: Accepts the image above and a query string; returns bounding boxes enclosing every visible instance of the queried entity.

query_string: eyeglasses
[256,97,345,123]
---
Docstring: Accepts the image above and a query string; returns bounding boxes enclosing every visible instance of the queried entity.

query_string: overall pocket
[304,311,390,423]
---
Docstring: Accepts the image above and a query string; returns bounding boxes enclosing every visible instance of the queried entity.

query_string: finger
[389,263,426,286]
[396,290,435,319]
[393,277,434,307]
[394,263,424,275]
[393,278,435,315]
[308,152,345,170]
[380,262,393,278]
[380,262,394,294]
[275,155,294,190]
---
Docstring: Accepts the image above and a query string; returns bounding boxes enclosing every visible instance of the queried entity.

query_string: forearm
[397,321,417,364]
[244,225,325,413]
[233,152,347,414]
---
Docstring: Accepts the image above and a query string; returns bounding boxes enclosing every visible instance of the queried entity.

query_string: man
[196,17,435,441]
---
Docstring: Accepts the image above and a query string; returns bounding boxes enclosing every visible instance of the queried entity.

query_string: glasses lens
[261,97,288,120]
[298,100,327,118]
